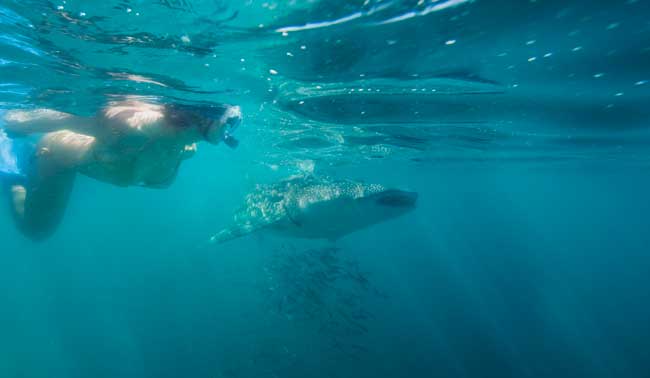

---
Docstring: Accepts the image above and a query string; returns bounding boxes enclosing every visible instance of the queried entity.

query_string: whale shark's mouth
[373,190,418,208]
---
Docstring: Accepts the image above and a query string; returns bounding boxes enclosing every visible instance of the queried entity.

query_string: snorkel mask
[204,105,242,148]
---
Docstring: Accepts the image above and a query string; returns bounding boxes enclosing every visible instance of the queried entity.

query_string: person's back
[0,99,242,240]
[81,100,200,188]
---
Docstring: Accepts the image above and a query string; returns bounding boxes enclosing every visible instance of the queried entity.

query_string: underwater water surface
[1,1,650,377]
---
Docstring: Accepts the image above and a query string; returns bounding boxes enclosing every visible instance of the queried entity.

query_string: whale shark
[210,176,418,244]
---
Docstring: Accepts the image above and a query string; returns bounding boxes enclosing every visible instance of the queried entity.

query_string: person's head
[166,102,242,148]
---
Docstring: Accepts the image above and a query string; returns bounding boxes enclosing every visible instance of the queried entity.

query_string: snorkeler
[0,99,242,241]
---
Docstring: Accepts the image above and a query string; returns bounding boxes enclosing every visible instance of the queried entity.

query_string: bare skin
[3,100,240,240]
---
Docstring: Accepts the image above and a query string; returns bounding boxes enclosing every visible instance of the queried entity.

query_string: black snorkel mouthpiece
[223,134,239,149]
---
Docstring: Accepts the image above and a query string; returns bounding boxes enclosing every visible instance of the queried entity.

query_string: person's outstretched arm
[2,109,95,137]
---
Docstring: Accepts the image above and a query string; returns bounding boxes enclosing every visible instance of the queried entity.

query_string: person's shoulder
[101,100,166,132]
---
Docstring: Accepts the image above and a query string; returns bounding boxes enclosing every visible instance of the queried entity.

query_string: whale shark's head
[346,188,418,227]
[276,186,418,241]
[370,189,418,209]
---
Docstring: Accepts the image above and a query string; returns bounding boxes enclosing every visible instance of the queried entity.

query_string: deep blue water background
[2,1,650,377]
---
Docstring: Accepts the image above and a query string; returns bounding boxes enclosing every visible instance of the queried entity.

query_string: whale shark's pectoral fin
[283,204,303,228]
[210,222,262,244]
[209,228,239,244]
[285,211,302,227]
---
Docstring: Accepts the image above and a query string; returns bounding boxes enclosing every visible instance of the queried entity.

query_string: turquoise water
[1,1,650,377]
